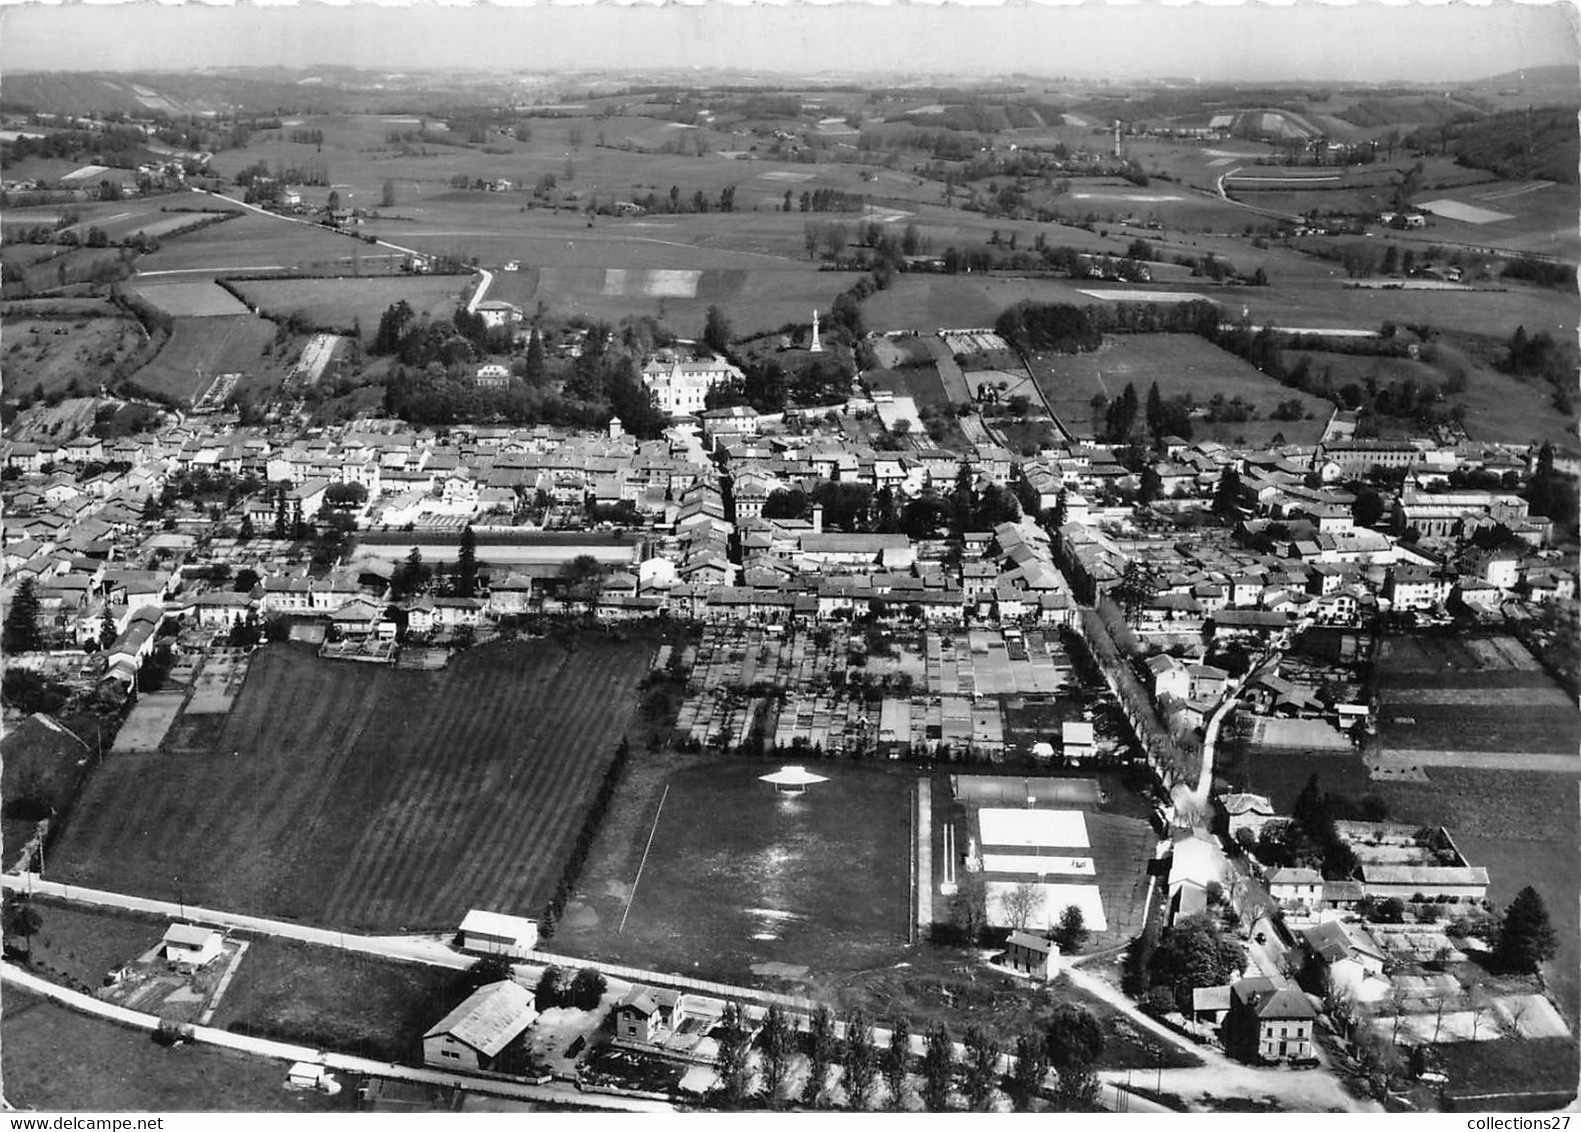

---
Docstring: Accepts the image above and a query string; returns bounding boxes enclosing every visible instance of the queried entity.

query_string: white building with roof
[457,910,540,957]
[422,980,537,1074]
[641,354,744,416]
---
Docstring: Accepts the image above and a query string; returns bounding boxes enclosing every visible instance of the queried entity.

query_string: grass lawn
[1031,333,1331,444]
[211,937,464,1064]
[557,753,914,984]
[51,634,652,933]
[8,901,167,993]
[2,990,355,1113]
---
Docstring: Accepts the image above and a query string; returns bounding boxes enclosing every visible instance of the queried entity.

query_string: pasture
[49,635,653,933]
[129,314,280,404]
[555,754,914,985]
[1030,333,1332,445]
[229,273,473,332]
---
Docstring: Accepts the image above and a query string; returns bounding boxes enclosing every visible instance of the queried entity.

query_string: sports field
[556,755,915,984]
[50,636,652,933]
[944,778,1155,952]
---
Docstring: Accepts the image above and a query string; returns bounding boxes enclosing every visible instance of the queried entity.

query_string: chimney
[811,504,823,534]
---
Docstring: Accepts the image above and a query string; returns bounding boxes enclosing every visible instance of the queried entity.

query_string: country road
[2,964,673,1112]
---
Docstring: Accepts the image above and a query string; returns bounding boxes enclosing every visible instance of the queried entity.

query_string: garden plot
[1393,994,1570,1044]
[107,692,185,754]
[289,333,341,385]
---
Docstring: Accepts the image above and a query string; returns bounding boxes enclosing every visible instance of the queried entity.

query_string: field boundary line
[619,783,669,934]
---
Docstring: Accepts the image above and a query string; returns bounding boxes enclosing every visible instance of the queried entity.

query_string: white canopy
[759,764,829,789]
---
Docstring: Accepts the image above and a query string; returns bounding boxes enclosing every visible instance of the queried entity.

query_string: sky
[0,1,1576,84]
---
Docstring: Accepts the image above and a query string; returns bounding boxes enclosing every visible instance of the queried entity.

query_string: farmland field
[133,201,381,275]
[230,273,475,332]
[1374,633,1580,765]
[131,280,252,317]
[50,635,653,933]
[1030,332,1332,445]
[555,752,915,985]
[130,314,281,404]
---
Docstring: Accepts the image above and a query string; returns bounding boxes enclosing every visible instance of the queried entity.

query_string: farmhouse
[422,980,537,1074]
[1265,867,1324,914]
[457,909,540,958]
[161,923,223,968]
[474,301,523,330]
[1298,920,1390,1003]
[614,986,689,1045]
[1001,931,1060,980]
[1223,977,1316,1063]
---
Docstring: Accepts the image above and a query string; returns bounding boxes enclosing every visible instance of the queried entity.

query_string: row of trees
[713,1001,1104,1111]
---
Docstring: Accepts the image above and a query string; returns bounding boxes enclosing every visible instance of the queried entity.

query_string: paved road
[1188,650,1281,809]
[467,266,495,313]
[2,964,672,1112]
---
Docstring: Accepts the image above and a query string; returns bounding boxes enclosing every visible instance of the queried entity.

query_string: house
[475,364,512,389]
[1299,920,1390,1003]
[330,598,385,638]
[433,597,484,628]
[1219,792,1276,840]
[614,986,688,1045]
[1223,977,1316,1063]
[457,910,540,958]
[1147,654,1191,701]
[1002,931,1060,980]
[192,590,254,629]
[1061,721,1095,763]
[1186,663,1230,701]
[1265,867,1324,913]
[422,980,537,1074]
[698,405,759,444]
[161,923,223,968]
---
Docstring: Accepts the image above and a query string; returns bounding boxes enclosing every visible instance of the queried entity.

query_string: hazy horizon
[1,2,1576,87]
